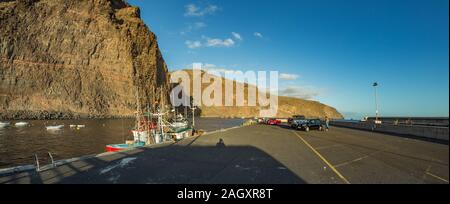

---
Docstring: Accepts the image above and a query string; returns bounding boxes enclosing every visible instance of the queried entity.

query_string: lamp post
[373,82,379,123]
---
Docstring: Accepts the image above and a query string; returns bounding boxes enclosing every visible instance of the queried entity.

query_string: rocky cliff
[0,0,170,119]
[172,70,343,119]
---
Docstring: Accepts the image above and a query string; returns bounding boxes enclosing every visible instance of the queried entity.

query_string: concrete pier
[331,121,449,141]
[0,124,448,184]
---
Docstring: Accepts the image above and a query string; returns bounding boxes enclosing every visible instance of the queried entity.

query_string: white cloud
[185,40,202,49]
[185,4,219,17]
[206,38,235,47]
[185,37,235,49]
[279,73,299,80]
[254,32,263,38]
[279,86,320,100]
[231,32,243,41]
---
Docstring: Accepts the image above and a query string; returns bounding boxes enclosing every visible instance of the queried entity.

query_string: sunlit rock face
[0,0,170,119]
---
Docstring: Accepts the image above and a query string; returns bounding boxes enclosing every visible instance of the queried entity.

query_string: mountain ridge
[171,69,343,119]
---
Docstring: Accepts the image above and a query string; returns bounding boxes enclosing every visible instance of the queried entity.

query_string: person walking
[325,116,330,131]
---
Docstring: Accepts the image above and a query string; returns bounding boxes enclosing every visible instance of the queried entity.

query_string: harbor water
[0,118,245,168]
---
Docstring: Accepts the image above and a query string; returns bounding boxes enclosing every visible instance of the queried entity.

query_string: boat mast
[160,89,164,140]
[135,85,142,142]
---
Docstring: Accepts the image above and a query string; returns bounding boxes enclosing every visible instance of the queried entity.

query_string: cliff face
[0,0,170,119]
[172,70,343,119]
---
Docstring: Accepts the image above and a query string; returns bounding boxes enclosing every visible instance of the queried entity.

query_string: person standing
[325,116,330,131]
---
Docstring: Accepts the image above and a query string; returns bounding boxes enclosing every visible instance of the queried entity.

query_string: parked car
[295,119,324,132]
[291,119,308,129]
[258,118,269,124]
[288,115,306,124]
[267,118,281,125]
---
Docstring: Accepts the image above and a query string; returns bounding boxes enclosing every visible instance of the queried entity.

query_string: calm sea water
[0,118,244,168]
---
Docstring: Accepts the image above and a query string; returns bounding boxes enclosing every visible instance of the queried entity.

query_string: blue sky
[128,0,449,119]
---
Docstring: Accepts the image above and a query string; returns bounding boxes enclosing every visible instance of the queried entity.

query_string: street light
[373,82,379,123]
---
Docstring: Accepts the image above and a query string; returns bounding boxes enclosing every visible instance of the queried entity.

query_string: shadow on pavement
[0,138,306,184]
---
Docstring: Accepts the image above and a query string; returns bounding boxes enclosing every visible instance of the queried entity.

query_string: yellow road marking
[292,131,351,184]
[426,172,449,183]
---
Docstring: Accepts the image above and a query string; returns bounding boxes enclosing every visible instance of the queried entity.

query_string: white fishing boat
[132,128,150,143]
[46,125,64,130]
[77,125,86,128]
[14,122,29,127]
[167,113,192,141]
[69,125,77,128]
[0,122,10,128]
[168,127,193,141]
[106,86,158,152]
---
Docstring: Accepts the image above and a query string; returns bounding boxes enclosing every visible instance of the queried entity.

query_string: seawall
[331,121,449,141]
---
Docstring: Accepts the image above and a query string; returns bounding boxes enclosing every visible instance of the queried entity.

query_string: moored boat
[0,122,10,128]
[106,86,159,152]
[168,127,193,141]
[14,122,29,127]
[46,125,64,130]
[105,141,146,152]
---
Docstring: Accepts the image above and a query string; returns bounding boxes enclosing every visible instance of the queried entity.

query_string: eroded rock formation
[0,0,170,119]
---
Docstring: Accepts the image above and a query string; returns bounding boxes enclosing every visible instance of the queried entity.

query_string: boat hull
[105,142,145,152]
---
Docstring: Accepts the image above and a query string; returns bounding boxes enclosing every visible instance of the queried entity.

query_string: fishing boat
[131,116,154,143]
[106,86,159,152]
[46,125,64,130]
[168,127,193,141]
[167,113,192,141]
[14,122,29,127]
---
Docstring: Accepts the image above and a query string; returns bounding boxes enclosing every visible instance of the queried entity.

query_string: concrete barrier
[331,121,449,141]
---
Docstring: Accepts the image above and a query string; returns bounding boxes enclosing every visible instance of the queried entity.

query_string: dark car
[295,119,324,132]
[288,115,306,124]
[291,119,308,129]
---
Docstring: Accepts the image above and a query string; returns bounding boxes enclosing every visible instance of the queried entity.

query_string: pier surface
[0,125,448,184]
